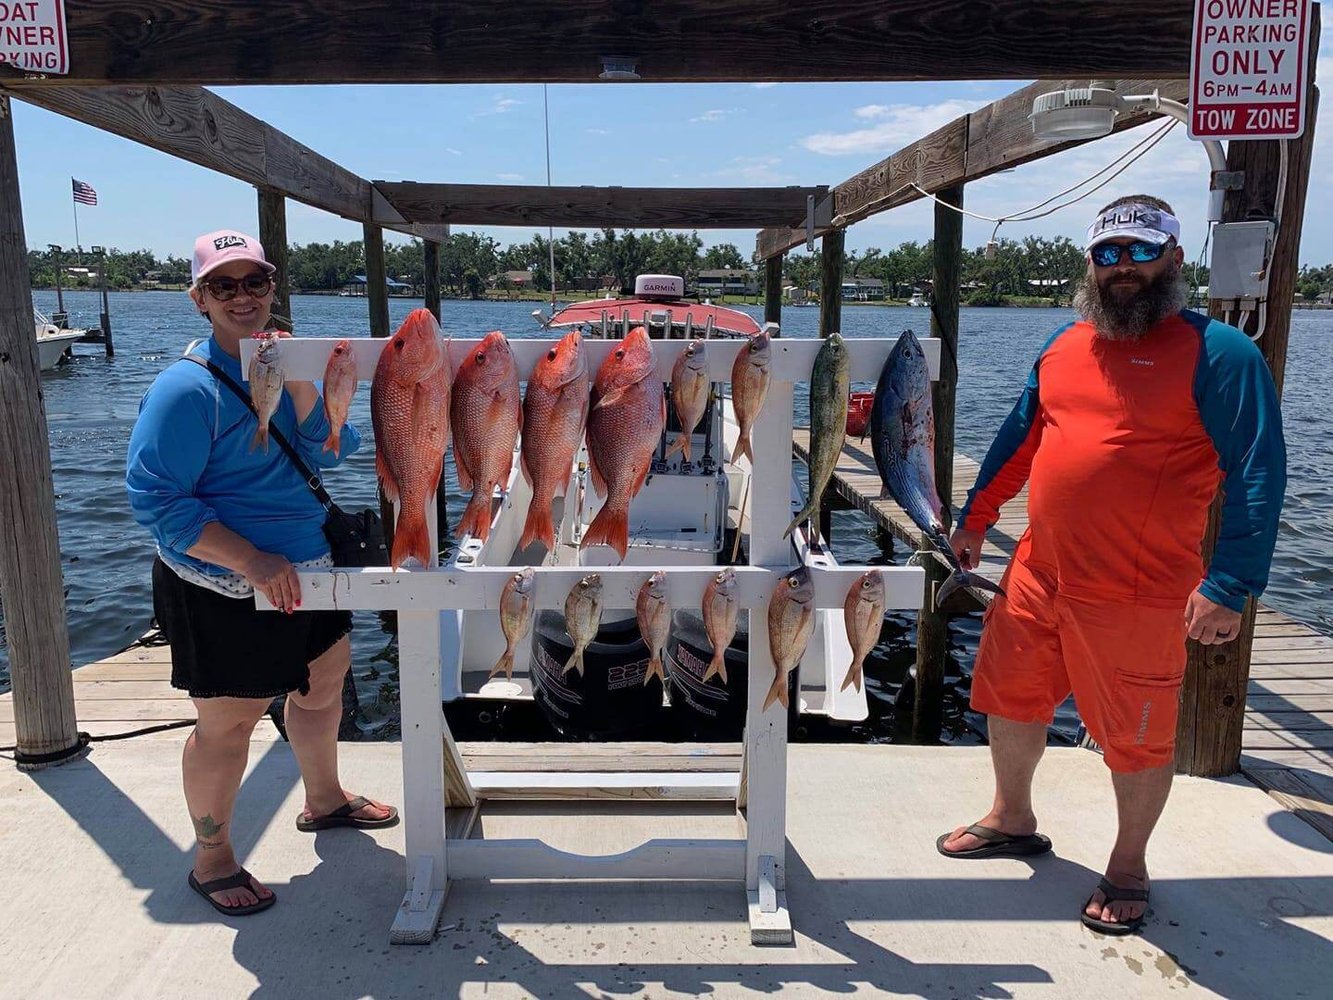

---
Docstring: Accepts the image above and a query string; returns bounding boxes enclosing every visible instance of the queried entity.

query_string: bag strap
[183,353,335,512]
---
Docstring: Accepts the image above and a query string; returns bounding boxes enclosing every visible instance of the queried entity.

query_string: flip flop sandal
[1080,877,1149,935]
[188,868,276,917]
[296,795,400,832]
[935,823,1053,859]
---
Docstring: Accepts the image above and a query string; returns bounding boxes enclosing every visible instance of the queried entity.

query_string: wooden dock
[794,429,1333,837]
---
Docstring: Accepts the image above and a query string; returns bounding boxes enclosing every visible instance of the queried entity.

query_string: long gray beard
[1073,264,1189,341]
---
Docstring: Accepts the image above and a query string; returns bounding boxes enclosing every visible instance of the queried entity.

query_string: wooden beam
[818,231,843,339]
[1177,27,1320,782]
[0,2,1199,86]
[257,187,290,328]
[376,183,828,230]
[423,240,441,322]
[755,78,1190,259]
[763,255,783,328]
[913,184,964,742]
[0,96,80,767]
[363,224,390,340]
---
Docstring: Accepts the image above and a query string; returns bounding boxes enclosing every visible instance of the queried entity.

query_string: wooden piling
[423,239,441,322]
[818,230,843,339]
[0,95,80,768]
[912,183,963,743]
[363,223,390,339]
[94,251,113,357]
[257,187,291,329]
[764,254,783,328]
[1176,70,1320,776]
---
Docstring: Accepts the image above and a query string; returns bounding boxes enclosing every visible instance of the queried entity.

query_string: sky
[10,37,1333,268]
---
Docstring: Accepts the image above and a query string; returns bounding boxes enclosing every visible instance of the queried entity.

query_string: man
[937,196,1285,935]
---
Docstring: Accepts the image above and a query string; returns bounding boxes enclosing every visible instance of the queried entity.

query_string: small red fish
[451,331,522,543]
[730,329,772,464]
[370,310,451,569]
[322,339,358,457]
[519,330,589,553]
[667,339,709,462]
[582,326,665,560]
[766,565,815,710]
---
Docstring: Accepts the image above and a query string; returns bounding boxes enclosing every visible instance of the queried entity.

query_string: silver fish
[667,339,710,462]
[491,567,536,680]
[785,332,850,541]
[636,570,671,687]
[247,331,285,453]
[702,567,739,684]
[872,330,1004,606]
[563,573,604,676]
[766,565,815,710]
[841,570,885,693]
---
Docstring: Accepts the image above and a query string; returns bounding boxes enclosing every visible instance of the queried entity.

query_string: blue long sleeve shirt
[126,336,361,579]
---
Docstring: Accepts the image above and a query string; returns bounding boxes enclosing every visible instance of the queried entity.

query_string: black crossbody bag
[186,355,389,567]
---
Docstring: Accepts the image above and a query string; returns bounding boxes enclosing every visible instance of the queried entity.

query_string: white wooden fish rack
[242,326,939,946]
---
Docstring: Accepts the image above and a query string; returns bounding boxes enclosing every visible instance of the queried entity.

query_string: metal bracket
[806,195,816,252]
[1212,170,1245,191]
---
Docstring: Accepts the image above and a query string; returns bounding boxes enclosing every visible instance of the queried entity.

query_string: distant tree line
[24,230,1234,305]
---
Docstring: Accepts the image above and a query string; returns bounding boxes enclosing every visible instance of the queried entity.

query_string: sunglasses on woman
[1089,240,1173,267]
[201,272,275,301]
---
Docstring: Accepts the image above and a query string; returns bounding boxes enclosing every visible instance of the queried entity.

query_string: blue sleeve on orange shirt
[1187,313,1287,611]
[959,324,1071,533]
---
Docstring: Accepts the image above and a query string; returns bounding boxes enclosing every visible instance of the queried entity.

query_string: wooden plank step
[468,771,739,801]
[0,701,196,723]
[1242,729,1333,751]
[71,663,173,682]
[1241,748,1333,773]
[1243,712,1333,731]
[62,681,191,701]
[1247,695,1333,711]
[1241,767,1333,841]
[1248,679,1333,696]
[458,741,742,773]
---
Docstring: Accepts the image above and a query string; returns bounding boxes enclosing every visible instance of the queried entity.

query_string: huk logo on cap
[213,234,248,251]
[1090,207,1164,236]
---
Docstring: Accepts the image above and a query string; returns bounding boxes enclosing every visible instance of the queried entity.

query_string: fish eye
[615,349,625,359]
[393,340,405,351]
[475,351,486,364]
[547,348,558,361]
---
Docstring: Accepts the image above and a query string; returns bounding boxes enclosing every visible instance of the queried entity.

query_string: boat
[907,292,929,308]
[34,310,83,371]
[439,275,868,740]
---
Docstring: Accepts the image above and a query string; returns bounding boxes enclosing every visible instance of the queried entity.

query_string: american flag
[71,179,98,206]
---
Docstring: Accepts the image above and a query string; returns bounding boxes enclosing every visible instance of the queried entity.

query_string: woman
[126,230,397,917]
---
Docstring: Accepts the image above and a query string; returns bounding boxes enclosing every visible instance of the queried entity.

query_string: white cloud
[690,108,741,124]
[444,147,463,156]
[476,96,522,117]
[585,127,612,136]
[753,83,778,89]
[800,99,981,156]
[713,156,792,184]
[497,172,525,182]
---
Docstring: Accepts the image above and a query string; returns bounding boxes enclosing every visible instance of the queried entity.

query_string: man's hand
[949,527,985,570]
[1185,588,1243,645]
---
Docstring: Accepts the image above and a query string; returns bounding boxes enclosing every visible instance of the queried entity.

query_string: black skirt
[152,558,353,700]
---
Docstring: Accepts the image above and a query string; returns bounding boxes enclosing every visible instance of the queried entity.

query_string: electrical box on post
[1208,221,1276,300]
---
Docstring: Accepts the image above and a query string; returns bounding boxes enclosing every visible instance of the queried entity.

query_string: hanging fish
[636,570,671,687]
[452,330,522,543]
[841,570,885,693]
[492,567,536,680]
[667,339,709,462]
[701,567,739,684]
[871,330,1003,606]
[785,332,849,540]
[730,329,772,464]
[322,339,358,457]
[563,573,604,676]
[246,331,285,453]
[519,330,589,553]
[766,565,815,710]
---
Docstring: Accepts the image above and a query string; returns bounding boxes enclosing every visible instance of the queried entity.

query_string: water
[3,292,1330,745]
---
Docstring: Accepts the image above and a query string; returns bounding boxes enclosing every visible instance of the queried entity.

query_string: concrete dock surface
[1,742,1329,999]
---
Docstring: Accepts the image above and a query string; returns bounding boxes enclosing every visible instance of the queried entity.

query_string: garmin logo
[642,282,674,292]
[213,235,248,250]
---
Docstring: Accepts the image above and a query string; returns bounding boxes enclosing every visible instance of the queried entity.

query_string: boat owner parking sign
[1189,0,1311,139]
[0,1,66,75]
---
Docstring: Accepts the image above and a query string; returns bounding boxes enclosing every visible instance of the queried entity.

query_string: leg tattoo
[193,813,226,848]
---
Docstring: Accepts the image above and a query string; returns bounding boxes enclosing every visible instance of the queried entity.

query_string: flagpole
[71,178,80,250]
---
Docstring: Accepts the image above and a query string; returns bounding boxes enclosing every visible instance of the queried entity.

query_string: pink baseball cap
[191,229,276,284]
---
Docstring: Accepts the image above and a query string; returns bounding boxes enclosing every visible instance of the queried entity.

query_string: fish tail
[250,425,269,454]
[390,506,432,570]
[322,429,341,457]
[489,649,514,680]
[763,671,789,711]
[730,434,752,465]
[784,498,816,540]
[666,433,691,461]
[643,654,665,686]
[935,570,1005,609]
[519,501,555,553]
[840,660,863,693]
[581,502,628,560]
[455,491,492,543]
[563,646,584,676]
[702,646,728,684]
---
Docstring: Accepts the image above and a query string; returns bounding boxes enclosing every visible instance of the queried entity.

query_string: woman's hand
[242,550,302,613]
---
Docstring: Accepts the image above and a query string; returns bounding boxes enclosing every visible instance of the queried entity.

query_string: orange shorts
[970,557,1188,773]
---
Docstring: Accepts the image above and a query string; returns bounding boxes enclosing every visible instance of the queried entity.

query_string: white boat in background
[35,310,82,371]
[441,275,869,739]
[907,292,929,308]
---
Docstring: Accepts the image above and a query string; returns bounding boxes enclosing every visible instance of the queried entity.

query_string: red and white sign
[0,1,67,76]
[1189,0,1311,139]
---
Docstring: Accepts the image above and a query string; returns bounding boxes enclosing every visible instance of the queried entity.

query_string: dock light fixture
[598,56,640,81]
[1030,85,1229,222]
[90,245,104,255]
